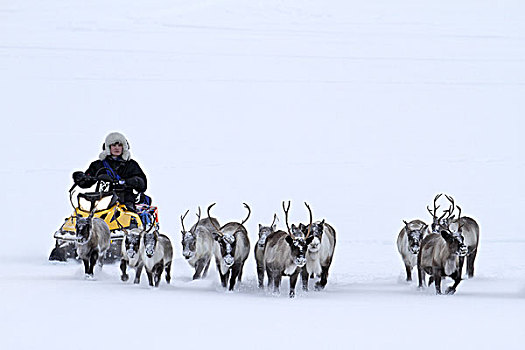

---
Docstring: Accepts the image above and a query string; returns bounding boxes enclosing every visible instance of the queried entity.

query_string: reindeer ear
[258,224,262,230]
[212,232,220,241]
[321,219,325,225]
[272,224,277,231]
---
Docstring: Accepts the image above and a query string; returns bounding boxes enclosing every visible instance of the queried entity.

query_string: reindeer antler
[192,206,201,233]
[304,202,313,238]
[181,209,189,233]
[282,201,292,235]
[241,203,251,225]
[270,213,278,227]
[207,203,223,236]
[444,194,456,220]
[427,193,442,218]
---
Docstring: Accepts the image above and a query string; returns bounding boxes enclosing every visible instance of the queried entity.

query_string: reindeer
[75,213,110,278]
[255,214,278,289]
[298,203,337,291]
[428,194,480,278]
[396,219,429,282]
[120,227,144,284]
[417,225,468,295]
[207,203,251,291]
[181,207,220,280]
[139,228,173,287]
[263,201,314,298]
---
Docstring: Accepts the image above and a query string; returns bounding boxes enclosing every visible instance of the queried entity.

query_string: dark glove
[97,173,113,182]
[72,171,85,183]
[73,171,96,188]
[125,176,144,190]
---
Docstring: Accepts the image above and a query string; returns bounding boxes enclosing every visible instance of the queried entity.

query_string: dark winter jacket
[73,156,147,210]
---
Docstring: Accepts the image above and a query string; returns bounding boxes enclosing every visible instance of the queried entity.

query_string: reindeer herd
[397,194,480,295]
[72,201,337,298]
[71,193,479,297]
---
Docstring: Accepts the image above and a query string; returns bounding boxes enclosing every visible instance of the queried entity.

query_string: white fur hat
[99,132,130,160]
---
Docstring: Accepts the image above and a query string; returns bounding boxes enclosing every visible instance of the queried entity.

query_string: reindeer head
[257,214,278,248]
[403,220,428,254]
[285,233,313,267]
[283,201,314,266]
[143,230,159,258]
[207,203,250,267]
[213,232,237,267]
[440,230,468,257]
[124,228,142,259]
[306,219,327,252]
[181,208,201,260]
[75,214,93,244]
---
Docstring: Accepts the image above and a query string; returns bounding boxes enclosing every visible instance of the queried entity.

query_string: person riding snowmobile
[72,132,147,212]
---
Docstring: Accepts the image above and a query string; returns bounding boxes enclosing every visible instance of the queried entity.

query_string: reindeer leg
[446,270,461,295]
[315,266,330,290]
[146,269,154,287]
[417,264,425,288]
[405,264,412,282]
[458,256,465,280]
[193,258,206,280]
[134,265,143,284]
[433,268,442,295]
[88,251,98,276]
[467,249,477,278]
[267,267,274,290]
[202,257,211,278]
[274,274,282,294]
[219,270,229,289]
[165,261,172,284]
[289,270,300,298]
[229,264,241,291]
[83,259,90,276]
[301,267,309,291]
[237,263,244,282]
[257,261,265,289]
[154,261,163,287]
[120,259,129,282]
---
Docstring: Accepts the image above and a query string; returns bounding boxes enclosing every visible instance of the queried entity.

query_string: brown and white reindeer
[181,207,220,280]
[428,194,480,278]
[139,227,173,287]
[75,212,111,278]
[120,227,144,284]
[255,213,278,289]
[396,219,429,282]
[417,217,468,295]
[263,201,314,298]
[300,203,337,291]
[207,203,251,291]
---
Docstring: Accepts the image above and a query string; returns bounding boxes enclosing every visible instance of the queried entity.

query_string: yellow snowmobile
[49,181,158,262]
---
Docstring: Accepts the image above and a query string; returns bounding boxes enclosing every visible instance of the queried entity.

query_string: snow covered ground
[0,1,524,349]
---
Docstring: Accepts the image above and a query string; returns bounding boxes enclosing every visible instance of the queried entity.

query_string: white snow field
[1,0,524,349]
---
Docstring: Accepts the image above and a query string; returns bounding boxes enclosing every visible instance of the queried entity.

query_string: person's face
[110,142,123,156]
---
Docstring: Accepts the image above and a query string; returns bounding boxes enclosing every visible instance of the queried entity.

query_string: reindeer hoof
[121,274,129,282]
[314,283,325,291]
[289,291,295,298]
[445,287,456,295]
